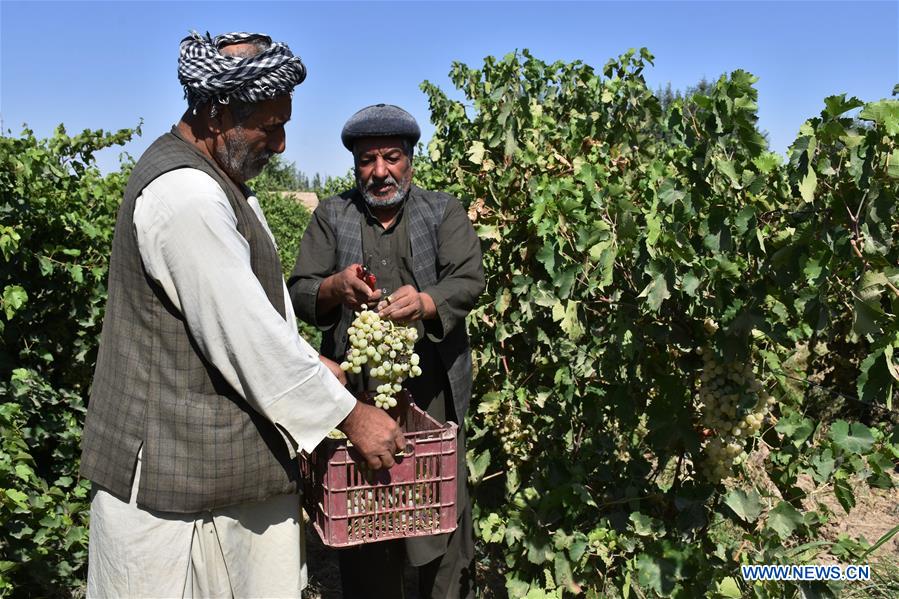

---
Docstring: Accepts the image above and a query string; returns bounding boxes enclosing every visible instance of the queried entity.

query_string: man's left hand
[319,355,347,386]
[378,285,436,324]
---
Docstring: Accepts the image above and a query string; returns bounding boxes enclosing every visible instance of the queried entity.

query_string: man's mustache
[366,175,398,190]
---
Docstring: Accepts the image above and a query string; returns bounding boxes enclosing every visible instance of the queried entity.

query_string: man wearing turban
[289,104,485,598]
[80,32,403,597]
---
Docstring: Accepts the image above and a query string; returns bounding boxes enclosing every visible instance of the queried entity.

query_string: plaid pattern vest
[320,187,475,421]
[80,128,297,513]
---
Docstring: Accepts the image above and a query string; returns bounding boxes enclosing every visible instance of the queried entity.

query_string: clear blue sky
[2,1,897,179]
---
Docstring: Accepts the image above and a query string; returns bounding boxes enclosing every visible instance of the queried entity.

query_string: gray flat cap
[341,104,421,151]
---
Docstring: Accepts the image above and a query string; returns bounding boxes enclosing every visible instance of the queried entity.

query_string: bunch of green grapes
[340,310,422,410]
[696,346,776,482]
[481,404,534,468]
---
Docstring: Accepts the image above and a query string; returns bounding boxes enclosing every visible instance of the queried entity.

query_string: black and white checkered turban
[178,31,307,110]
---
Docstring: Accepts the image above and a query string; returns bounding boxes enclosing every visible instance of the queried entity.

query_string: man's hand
[319,263,381,313]
[319,355,347,386]
[337,401,405,470]
[378,285,436,324]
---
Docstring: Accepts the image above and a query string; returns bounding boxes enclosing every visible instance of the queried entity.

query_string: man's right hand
[319,263,382,313]
[337,400,405,470]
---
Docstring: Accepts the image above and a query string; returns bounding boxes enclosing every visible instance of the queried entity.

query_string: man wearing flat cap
[289,104,485,598]
[80,33,403,597]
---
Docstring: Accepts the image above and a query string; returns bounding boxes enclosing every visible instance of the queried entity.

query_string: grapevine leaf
[479,512,505,543]
[2,285,28,320]
[829,420,874,455]
[537,242,556,276]
[833,470,856,513]
[635,554,675,596]
[888,149,899,179]
[638,273,670,311]
[822,95,865,119]
[717,159,741,188]
[717,577,742,598]
[859,100,899,135]
[589,240,616,289]
[560,300,583,341]
[775,411,815,447]
[767,501,804,539]
[857,344,894,406]
[467,449,491,483]
[809,448,835,483]
[752,152,782,174]
[505,576,530,598]
[5,489,30,510]
[467,141,486,165]
[681,271,700,297]
[554,554,582,594]
[723,488,763,523]
[799,167,817,202]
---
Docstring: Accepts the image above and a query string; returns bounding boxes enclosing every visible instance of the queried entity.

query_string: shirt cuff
[422,287,452,343]
[265,361,356,454]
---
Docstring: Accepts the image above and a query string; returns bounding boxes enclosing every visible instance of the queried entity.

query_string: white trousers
[87,451,306,598]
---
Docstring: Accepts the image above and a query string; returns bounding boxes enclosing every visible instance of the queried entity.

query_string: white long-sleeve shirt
[90,167,350,597]
[133,167,355,454]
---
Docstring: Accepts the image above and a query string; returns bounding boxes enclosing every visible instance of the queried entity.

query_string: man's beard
[215,127,272,183]
[356,170,412,209]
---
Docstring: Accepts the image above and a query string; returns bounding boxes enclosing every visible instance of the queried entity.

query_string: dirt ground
[801,473,899,562]
[746,445,899,566]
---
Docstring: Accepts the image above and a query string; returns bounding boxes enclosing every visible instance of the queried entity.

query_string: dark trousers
[338,501,475,599]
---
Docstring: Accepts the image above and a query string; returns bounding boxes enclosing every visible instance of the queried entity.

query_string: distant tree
[255,156,315,191]
[656,77,715,112]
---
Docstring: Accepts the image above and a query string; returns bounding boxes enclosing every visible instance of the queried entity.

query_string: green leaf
[887,149,899,180]
[14,464,33,481]
[859,100,899,135]
[467,449,491,483]
[467,141,486,165]
[717,577,742,598]
[589,240,616,289]
[799,167,817,202]
[809,448,835,483]
[479,512,505,543]
[554,554,581,594]
[717,159,741,188]
[767,501,803,539]
[505,575,530,598]
[5,489,30,509]
[822,94,865,119]
[553,552,581,594]
[833,470,856,513]
[681,271,700,297]
[630,512,660,537]
[635,553,674,596]
[829,420,875,455]
[752,152,782,174]
[537,242,556,275]
[724,488,763,523]
[2,285,28,320]
[775,413,815,447]
[638,273,670,311]
[560,300,583,341]
[857,345,893,406]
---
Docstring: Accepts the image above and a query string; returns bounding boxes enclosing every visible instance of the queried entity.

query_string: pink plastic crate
[300,403,458,547]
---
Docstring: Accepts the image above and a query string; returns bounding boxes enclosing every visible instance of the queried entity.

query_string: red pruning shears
[355,265,377,291]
